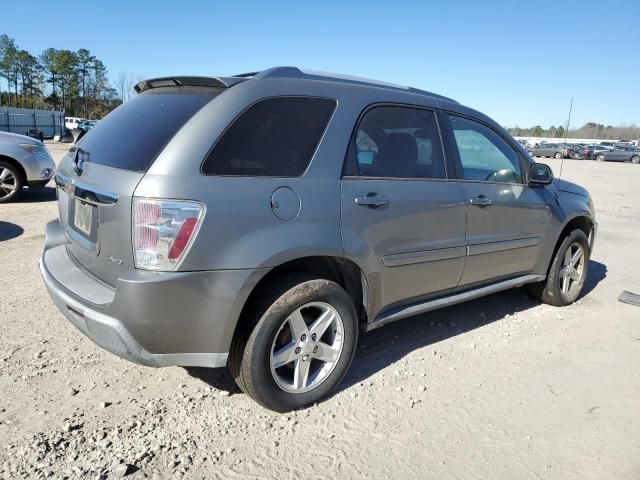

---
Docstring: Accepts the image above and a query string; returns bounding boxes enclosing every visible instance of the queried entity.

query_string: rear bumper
[39,219,265,368]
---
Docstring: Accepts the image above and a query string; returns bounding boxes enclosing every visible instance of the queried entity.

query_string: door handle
[355,194,389,207]
[469,195,492,207]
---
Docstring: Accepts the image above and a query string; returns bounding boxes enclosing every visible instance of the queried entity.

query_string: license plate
[74,199,93,236]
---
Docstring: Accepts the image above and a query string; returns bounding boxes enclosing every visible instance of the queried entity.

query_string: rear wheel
[596,154,605,162]
[229,274,358,412]
[554,152,562,159]
[631,155,640,164]
[0,161,23,203]
[527,229,590,306]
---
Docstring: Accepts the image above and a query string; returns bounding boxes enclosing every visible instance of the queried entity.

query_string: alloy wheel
[559,242,585,296]
[0,167,18,200]
[270,302,344,394]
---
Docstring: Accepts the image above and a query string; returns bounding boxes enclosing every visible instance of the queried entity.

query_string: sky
[2,0,639,128]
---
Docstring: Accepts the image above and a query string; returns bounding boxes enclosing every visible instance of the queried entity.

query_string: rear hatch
[55,86,222,286]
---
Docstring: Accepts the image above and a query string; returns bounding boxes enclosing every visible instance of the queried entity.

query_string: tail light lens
[132,198,205,271]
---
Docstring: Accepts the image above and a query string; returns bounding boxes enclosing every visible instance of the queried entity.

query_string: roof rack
[134,67,458,103]
[234,66,457,103]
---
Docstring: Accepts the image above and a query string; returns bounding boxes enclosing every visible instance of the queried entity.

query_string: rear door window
[348,106,446,179]
[77,87,219,172]
[202,97,336,177]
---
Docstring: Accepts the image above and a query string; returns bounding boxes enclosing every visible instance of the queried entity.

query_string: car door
[341,105,467,313]
[443,113,549,286]
[610,148,629,161]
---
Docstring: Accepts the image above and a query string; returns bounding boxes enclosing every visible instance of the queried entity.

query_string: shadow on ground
[0,221,24,241]
[185,367,241,394]
[582,260,607,296]
[15,186,56,203]
[187,260,607,396]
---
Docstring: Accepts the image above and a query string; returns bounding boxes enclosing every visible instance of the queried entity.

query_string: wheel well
[0,155,27,184]
[548,216,594,272]
[237,256,367,332]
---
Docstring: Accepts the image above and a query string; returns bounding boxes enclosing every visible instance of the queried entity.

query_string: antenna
[558,98,573,180]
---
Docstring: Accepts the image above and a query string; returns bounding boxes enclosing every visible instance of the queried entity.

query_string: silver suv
[40,67,596,411]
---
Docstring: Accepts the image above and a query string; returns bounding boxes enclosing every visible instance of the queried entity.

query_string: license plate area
[70,198,98,242]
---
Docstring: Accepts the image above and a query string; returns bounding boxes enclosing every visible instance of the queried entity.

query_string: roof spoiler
[133,76,248,93]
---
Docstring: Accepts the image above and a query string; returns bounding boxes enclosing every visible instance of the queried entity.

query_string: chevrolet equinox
[40,67,596,412]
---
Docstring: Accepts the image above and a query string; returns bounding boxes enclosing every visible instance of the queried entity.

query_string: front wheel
[554,152,562,159]
[229,274,358,412]
[527,229,590,306]
[0,161,23,203]
[631,155,640,164]
[596,154,605,162]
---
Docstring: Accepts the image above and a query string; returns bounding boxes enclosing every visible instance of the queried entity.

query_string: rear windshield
[77,87,219,172]
[202,97,336,177]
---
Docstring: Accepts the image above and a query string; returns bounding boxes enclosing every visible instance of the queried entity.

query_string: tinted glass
[351,106,445,179]
[78,88,218,172]
[202,97,336,177]
[448,115,522,184]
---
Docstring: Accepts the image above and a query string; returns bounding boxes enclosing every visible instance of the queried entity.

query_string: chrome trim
[55,174,119,206]
[355,195,389,207]
[382,246,467,267]
[467,237,540,256]
[366,274,545,331]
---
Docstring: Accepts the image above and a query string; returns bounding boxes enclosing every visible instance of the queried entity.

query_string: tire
[527,229,590,307]
[554,152,562,159]
[0,161,23,203]
[631,155,640,164]
[596,154,605,162]
[229,273,358,412]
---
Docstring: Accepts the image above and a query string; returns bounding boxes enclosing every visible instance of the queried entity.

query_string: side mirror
[529,163,554,187]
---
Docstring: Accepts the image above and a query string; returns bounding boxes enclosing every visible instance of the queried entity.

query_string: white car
[64,117,87,130]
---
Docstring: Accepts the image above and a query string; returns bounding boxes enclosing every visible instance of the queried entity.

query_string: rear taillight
[132,198,205,271]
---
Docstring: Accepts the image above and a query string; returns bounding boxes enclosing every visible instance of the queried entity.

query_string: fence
[0,107,65,139]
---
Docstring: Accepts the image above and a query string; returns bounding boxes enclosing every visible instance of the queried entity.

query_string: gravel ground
[0,145,639,479]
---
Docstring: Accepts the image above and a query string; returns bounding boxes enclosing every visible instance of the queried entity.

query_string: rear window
[202,97,336,177]
[78,87,219,172]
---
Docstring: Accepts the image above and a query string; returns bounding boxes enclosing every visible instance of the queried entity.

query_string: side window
[202,97,336,177]
[351,106,446,179]
[448,115,523,184]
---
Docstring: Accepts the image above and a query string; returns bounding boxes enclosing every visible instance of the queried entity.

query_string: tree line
[0,34,123,119]
[508,123,640,140]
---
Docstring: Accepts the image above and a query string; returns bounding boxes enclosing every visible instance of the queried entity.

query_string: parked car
[65,117,87,130]
[40,67,596,412]
[566,144,589,159]
[78,120,96,131]
[24,128,44,142]
[0,131,56,202]
[75,121,97,142]
[594,147,640,163]
[529,143,565,158]
[558,143,579,159]
[587,144,612,159]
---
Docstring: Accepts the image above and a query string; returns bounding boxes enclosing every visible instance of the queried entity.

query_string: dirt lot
[1,144,639,479]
